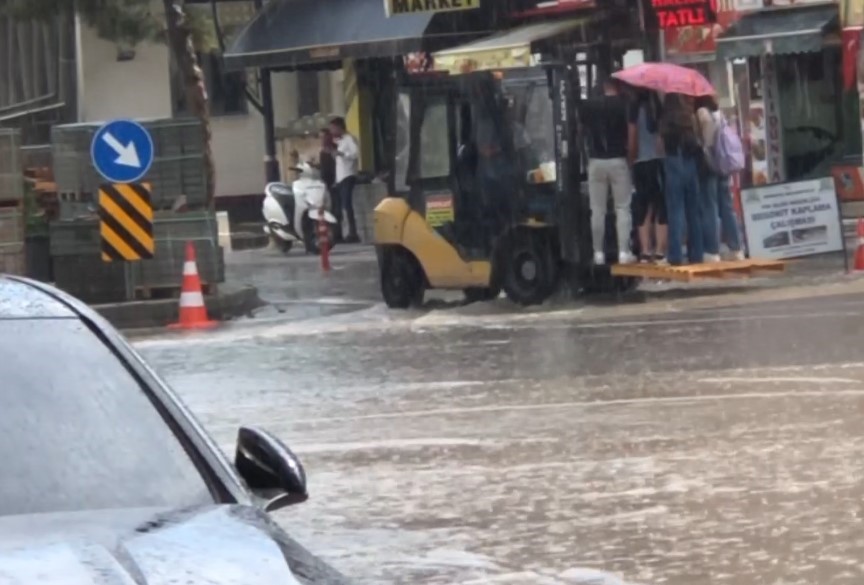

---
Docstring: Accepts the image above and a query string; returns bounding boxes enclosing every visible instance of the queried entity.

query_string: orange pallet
[610,259,786,282]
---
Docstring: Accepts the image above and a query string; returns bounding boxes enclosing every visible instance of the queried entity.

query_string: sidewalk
[227,242,861,314]
[225,244,382,321]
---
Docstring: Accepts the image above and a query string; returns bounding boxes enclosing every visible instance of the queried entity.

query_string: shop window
[419,98,450,179]
[172,51,247,117]
[297,71,320,117]
[776,51,849,181]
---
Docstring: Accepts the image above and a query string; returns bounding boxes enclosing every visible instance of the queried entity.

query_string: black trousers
[332,176,358,239]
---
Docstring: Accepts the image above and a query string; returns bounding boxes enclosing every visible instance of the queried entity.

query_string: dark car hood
[0,504,349,585]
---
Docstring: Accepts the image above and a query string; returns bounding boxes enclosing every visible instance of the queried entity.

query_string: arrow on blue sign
[91,119,154,184]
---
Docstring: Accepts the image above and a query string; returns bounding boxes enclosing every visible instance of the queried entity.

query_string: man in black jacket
[579,78,635,265]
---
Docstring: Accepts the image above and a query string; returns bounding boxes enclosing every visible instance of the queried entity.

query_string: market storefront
[716,2,861,187]
[223,0,502,179]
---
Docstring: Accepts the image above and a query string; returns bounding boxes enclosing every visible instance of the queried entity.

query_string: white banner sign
[741,178,843,259]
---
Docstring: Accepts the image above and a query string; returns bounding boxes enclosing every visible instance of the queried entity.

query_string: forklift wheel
[501,232,557,306]
[381,248,425,309]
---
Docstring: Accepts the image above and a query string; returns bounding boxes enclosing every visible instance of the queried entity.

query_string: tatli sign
[652,0,717,28]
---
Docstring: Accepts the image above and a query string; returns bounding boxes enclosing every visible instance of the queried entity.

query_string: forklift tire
[500,232,558,306]
[380,248,425,309]
[463,286,501,304]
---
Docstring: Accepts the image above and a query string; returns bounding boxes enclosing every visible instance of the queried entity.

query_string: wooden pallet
[610,259,786,282]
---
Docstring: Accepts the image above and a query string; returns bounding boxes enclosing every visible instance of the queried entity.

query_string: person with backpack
[696,96,746,261]
[628,90,666,263]
[660,92,703,265]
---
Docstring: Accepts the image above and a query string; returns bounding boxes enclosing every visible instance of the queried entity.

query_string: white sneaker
[703,253,721,263]
[594,251,606,266]
[732,250,745,261]
[618,251,637,265]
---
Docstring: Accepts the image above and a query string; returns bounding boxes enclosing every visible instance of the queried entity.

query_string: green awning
[716,4,839,60]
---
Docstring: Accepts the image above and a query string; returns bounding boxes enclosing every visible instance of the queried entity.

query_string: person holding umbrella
[612,63,715,265]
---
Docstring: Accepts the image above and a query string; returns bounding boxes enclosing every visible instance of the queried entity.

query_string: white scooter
[262,162,338,255]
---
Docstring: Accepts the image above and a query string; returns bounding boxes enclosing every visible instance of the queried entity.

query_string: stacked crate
[51,118,208,215]
[136,211,225,298]
[0,130,25,275]
[49,220,129,303]
[49,117,223,302]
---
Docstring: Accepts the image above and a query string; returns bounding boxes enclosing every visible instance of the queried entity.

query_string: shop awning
[433,18,590,74]
[223,0,486,71]
[716,4,839,60]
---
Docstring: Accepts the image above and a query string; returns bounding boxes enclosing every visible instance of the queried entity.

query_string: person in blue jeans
[660,93,703,265]
[696,96,745,261]
[717,174,744,258]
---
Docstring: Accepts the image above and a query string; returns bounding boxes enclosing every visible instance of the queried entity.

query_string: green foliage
[22,181,48,237]
[3,0,216,52]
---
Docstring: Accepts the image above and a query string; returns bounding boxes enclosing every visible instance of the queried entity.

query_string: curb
[93,284,265,330]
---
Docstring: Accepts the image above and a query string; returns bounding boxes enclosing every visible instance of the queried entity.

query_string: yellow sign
[425,193,455,227]
[841,0,864,27]
[98,182,155,262]
[435,47,535,75]
[385,0,480,17]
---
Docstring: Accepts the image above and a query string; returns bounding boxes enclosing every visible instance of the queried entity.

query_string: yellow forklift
[374,62,631,307]
[373,60,785,308]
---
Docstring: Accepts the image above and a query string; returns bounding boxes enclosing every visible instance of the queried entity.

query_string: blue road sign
[91,120,154,184]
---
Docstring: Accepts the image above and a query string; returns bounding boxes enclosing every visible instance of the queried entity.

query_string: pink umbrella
[612,63,715,97]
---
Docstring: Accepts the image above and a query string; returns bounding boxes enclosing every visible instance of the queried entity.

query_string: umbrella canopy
[612,63,715,97]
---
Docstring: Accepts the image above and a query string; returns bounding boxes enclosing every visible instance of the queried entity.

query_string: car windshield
[0,319,213,517]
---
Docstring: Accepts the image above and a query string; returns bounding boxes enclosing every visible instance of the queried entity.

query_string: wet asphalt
[134,247,864,585]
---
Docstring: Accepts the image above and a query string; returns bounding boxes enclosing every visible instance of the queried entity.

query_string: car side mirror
[235,426,308,512]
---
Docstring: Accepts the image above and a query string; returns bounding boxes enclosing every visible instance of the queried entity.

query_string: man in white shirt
[328,117,360,243]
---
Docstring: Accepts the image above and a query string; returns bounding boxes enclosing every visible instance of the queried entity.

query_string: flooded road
[135,292,864,584]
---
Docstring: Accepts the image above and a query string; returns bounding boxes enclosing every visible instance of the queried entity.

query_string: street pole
[261,67,280,183]
[254,0,280,183]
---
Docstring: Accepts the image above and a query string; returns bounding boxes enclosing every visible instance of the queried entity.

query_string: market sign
[741,178,843,260]
[652,0,718,28]
[385,0,480,17]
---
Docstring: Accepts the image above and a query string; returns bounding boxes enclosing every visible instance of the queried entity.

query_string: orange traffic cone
[168,241,218,330]
[855,219,864,272]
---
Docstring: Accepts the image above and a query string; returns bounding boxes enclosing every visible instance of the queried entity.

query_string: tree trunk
[163,0,215,209]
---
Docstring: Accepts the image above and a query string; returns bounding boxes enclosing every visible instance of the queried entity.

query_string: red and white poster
[663,0,738,58]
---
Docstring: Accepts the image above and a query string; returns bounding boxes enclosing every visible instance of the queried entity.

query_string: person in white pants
[579,79,636,265]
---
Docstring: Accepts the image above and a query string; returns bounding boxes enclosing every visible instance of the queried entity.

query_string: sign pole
[836,188,851,273]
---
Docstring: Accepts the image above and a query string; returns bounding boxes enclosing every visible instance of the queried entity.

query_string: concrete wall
[74,11,347,198]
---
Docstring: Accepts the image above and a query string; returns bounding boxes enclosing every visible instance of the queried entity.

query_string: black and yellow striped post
[98,183,155,262]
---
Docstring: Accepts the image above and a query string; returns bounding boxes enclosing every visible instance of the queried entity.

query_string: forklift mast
[549,64,591,266]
